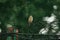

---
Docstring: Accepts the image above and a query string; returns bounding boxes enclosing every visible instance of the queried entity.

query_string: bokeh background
[0,0,60,35]
[1,0,60,40]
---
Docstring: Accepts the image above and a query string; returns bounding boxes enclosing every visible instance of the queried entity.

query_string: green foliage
[0,0,60,33]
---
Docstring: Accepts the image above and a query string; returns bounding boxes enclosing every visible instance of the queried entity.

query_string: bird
[28,15,33,26]
[28,15,33,24]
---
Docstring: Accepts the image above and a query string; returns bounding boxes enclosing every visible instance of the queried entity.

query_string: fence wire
[0,33,60,40]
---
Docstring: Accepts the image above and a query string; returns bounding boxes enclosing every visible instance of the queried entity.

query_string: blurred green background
[0,0,60,34]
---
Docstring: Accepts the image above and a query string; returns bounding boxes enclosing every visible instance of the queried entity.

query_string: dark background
[0,0,60,34]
